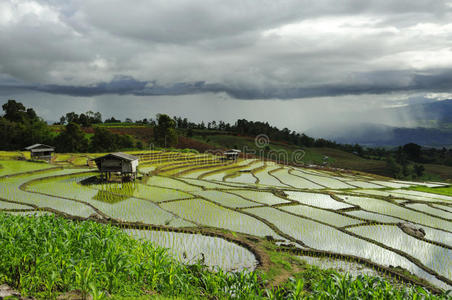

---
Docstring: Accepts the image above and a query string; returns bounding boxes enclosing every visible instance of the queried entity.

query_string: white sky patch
[376,48,452,69]
[263,16,397,38]
[0,0,60,26]
[89,56,109,70]
[0,2,14,26]
[425,92,452,100]
[409,22,452,36]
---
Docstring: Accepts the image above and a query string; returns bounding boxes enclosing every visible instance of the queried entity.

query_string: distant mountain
[306,100,452,147]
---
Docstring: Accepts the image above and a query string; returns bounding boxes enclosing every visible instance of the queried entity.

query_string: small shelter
[224,149,241,160]
[93,152,139,181]
[24,144,55,160]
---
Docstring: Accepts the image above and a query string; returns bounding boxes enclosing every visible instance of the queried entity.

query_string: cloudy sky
[1,0,452,130]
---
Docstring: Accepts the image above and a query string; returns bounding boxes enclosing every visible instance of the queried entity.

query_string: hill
[64,125,452,181]
[188,131,452,181]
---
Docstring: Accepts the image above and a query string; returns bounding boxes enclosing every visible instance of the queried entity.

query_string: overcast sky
[1,0,452,131]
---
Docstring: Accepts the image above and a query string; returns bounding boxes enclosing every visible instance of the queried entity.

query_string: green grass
[53,153,73,162]
[0,160,54,177]
[266,247,297,280]
[0,151,24,160]
[408,185,452,197]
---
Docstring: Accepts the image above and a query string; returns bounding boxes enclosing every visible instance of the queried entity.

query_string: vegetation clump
[0,213,448,299]
[408,185,452,197]
[0,213,265,299]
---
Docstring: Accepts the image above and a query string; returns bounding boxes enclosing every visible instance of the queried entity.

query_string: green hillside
[191,132,452,181]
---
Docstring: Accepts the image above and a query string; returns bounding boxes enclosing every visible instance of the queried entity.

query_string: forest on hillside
[2,99,452,180]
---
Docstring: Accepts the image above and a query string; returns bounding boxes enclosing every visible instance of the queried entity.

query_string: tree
[0,118,20,150]
[154,114,177,147]
[2,100,27,122]
[135,141,144,149]
[55,122,88,152]
[116,134,134,149]
[65,112,78,124]
[105,117,121,123]
[58,111,102,126]
[136,118,148,125]
[386,156,402,178]
[300,134,314,147]
[90,127,116,152]
[90,127,136,152]
[395,146,408,166]
[26,108,37,120]
[0,100,52,150]
[353,144,364,156]
[402,143,422,162]
[78,113,89,127]
[93,112,102,123]
[413,164,425,178]
[24,119,54,147]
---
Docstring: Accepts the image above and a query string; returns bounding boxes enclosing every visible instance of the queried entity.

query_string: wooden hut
[93,152,139,181]
[224,149,241,160]
[24,144,55,160]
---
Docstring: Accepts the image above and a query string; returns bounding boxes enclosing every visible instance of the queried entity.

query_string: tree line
[0,100,137,153]
[0,100,180,153]
[2,100,451,177]
[48,108,452,167]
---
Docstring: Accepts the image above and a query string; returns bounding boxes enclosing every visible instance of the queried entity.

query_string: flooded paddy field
[1,151,451,291]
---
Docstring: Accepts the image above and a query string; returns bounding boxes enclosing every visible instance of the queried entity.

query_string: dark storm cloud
[3,68,450,100]
[1,0,452,100]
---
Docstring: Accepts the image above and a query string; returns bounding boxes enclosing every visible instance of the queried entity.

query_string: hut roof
[93,152,138,162]
[24,144,55,151]
[224,149,241,154]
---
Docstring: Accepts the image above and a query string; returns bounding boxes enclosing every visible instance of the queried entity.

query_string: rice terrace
[4,1,452,298]
[1,148,451,298]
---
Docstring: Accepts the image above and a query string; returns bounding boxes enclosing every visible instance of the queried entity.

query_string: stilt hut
[24,144,55,160]
[224,149,241,160]
[93,152,139,181]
